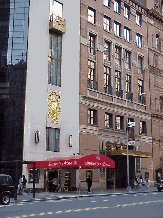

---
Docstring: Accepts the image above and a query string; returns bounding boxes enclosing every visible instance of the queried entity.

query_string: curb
[12,190,158,203]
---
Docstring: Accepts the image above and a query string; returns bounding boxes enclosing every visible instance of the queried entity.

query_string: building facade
[0,0,163,191]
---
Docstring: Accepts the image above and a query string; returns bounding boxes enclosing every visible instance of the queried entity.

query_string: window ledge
[88,21,96,26]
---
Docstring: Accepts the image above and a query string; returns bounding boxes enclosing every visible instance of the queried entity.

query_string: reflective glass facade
[0,0,29,175]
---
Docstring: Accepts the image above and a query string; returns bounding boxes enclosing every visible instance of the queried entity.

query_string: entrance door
[106,169,116,189]
[49,170,58,192]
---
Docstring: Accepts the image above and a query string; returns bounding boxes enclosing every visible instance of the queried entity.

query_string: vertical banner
[128,122,135,145]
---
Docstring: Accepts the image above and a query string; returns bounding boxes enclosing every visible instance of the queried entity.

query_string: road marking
[6,200,163,218]
[91,201,97,202]
[103,200,109,201]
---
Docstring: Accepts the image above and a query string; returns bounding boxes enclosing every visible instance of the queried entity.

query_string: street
[1,192,163,218]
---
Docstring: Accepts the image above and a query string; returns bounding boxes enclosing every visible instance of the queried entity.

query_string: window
[105,112,113,128]
[103,0,110,7]
[89,34,95,55]
[139,121,147,134]
[115,46,121,65]
[115,71,121,92]
[156,34,161,51]
[124,27,130,42]
[88,7,95,24]
[48,33,62,86]
[88,60,97,90]
[114,0,121,13]
[114,22,121,37]
[50,0,62,18]
[103,16,110,32]
[126,50,131,69]
[116,115,124,130]
[46,128,60,152]
[124,4,130,19]
[104,66,112,94]
[136,33,142,47]
[138,56,143,73]
[126,74,131,94]
[28,169,40,183]
[99,141,106,152]
[88,108,97,125]
[136,12,142,25]
[104,41,111,61]
[138,79,143,95]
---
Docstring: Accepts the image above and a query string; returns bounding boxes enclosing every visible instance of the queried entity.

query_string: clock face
[48,91,61,123]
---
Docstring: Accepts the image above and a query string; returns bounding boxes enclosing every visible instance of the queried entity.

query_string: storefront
[27,154,115,192]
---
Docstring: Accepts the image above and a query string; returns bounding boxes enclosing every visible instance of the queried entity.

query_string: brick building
[79,0,163,189]
[0,0,163,191]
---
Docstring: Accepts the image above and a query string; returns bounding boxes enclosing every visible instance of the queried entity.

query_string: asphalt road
[1,192,163,218]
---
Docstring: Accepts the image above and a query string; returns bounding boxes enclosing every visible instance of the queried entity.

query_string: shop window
[86,170,92,179]
[28,169,40,183]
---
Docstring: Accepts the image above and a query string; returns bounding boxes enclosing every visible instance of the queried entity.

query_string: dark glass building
[0,0,29,179]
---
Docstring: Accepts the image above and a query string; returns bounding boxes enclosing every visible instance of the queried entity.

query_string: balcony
[138,95,146,105]
[88,79,97,90]
[126,92,133,101]
[49,14,66,35]
[104,86,113,95]
[116,89,123,98]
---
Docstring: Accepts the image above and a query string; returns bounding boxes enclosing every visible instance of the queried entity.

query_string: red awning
[27,154,115,169]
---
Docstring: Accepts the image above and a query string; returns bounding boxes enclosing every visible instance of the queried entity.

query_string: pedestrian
[18,175,23,195]
[146,177,150,190]
[140,175,144,190]
[134,177,139,190]
[22,175,29,195]
[86,175,92,194]
[50,177,58,192]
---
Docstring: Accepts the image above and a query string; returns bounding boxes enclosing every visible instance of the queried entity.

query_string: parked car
[0,174,15,205]
[156,179,163,192]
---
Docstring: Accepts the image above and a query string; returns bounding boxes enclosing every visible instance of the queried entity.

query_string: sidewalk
[12,186,158,203]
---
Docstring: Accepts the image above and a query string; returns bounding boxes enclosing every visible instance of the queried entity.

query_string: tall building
[0,0,163,191]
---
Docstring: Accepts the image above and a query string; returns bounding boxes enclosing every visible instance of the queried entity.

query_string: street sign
[128,141,135,145]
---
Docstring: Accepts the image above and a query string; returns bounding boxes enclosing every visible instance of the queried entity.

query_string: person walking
[86,175,92,194]
[50,177,58,192]
[134,177,139,190]
[22,175,29,195]
[146,177,150,190]
[18,175,23,195]
[140,175,144,190]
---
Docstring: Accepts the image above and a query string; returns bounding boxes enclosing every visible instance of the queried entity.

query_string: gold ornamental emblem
[48,91,61,123]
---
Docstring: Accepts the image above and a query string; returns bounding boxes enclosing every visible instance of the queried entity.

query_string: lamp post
[126,113,130,190]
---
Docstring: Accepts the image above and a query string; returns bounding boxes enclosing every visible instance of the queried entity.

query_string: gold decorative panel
[48,91,61,123]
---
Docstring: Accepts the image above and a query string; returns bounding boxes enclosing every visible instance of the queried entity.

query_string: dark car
[0,174,15,205]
